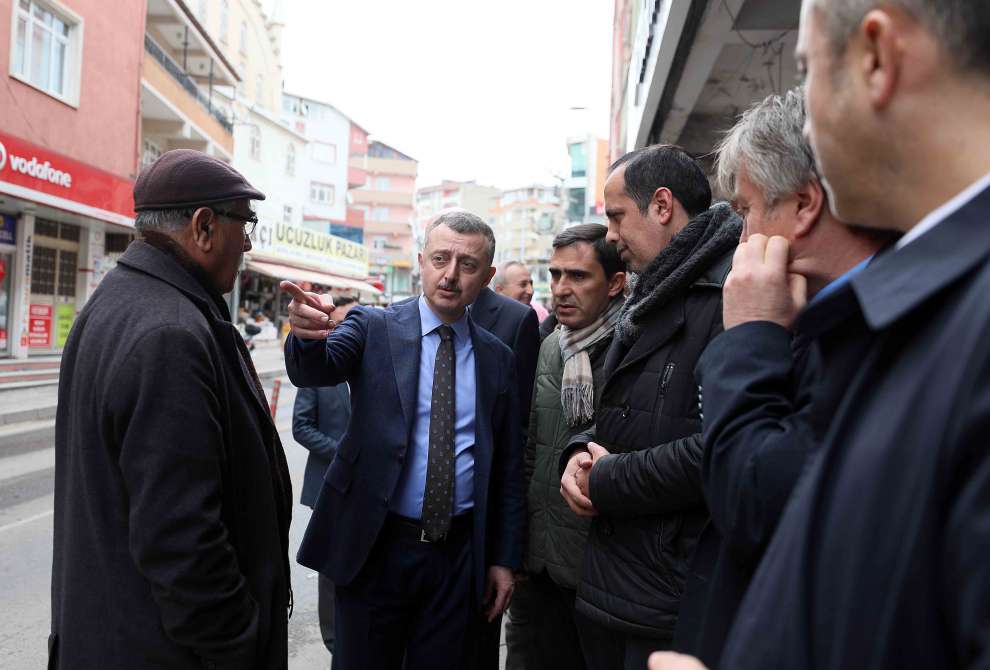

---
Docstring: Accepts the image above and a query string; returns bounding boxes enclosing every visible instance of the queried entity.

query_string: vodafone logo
[0,140,72,189]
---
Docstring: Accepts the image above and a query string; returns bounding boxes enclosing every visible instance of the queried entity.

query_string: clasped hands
[559,442,610,517]
[281,280,337,339]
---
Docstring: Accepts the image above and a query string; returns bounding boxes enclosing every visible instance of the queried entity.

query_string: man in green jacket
[506,224,626,669]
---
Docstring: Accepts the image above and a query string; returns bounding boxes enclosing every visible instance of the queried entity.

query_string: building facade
[564,135,609,227]
[610,0,799,172]
[489,185,563,303]
[350,140,418,303]
[281,93,363,243]
[0,0,145,358]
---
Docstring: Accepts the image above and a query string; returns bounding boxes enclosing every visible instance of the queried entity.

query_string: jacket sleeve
[292,388,339,460]
[489,350,525,570]
[695,320,819,564]
[588,433,705,517]
[284,307,368,388]
[943,339,990,668]
[512,308,541,429]
[110,325,260,667]
[558,425,597,476]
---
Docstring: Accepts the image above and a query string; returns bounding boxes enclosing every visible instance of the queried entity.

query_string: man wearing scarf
[507,224,626,669]
[558,145,741,670]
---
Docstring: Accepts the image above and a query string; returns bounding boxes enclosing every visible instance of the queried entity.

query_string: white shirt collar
[896,171,990,250]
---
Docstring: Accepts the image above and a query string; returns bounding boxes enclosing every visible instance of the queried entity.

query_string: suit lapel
[469,320,494,502]
[386,299,422,437]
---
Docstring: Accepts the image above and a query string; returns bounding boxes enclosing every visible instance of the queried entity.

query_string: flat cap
[133,149,265,212]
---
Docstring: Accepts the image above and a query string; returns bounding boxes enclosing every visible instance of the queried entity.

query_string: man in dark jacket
[558,145,741,670]
[292,297,358,655]
[653,2,990,669]
[50,150,292,669]
[507,224,626,669]
[671,89,887,668]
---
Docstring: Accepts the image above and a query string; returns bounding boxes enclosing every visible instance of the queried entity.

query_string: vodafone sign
[0,131,134,225]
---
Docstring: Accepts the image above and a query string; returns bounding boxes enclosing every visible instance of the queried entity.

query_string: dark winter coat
[722,185,990,669]
[562,247,735,641]
[50,241,293,670]
[525,330,611,589]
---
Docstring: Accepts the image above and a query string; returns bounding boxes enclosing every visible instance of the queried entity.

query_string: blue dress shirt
[390,296,477,519]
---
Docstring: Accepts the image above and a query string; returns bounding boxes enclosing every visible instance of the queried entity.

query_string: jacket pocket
[324,456,353,493]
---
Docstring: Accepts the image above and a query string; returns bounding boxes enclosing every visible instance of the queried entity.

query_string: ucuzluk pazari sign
[251,221,370,279]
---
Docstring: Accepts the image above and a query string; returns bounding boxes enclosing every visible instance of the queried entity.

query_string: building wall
[490,185,563,302]
[0,0,145,179]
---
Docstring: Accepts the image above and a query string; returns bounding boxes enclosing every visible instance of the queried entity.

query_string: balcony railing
[144,35,233,133]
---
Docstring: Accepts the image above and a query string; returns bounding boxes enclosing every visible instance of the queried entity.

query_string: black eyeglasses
[212,207,259,236]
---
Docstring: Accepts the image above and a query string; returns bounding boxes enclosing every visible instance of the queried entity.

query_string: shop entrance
[29,219,80,354]
[0,250,12,356]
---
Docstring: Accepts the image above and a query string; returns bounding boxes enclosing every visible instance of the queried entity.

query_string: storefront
[0,131,135,358]
[235,220,380,332]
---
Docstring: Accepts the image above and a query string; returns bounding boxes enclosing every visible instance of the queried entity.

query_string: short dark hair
[424,210,496,265]
[552,223,624,279]
[335,296,359,308]
[609,144,712,218]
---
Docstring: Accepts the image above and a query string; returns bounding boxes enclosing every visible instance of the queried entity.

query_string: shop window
[57,250,76,296]
[10,0,81,105]
[59,222,79,241]
[31,246,56,294]
[35,219,60,238]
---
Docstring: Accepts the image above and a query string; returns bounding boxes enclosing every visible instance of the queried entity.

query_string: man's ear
[793,178,826,239]
[652,187,675,226]
[485,266,497,284]
[607,271,626,298]
[190,207,215,253]
[858,8,903,110]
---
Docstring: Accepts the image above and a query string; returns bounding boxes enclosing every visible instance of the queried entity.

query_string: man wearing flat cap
[50,149,293,670]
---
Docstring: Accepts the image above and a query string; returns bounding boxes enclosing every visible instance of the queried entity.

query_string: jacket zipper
[657,361,676,418]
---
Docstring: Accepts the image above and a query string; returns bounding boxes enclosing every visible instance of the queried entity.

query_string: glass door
[0,251,12,356]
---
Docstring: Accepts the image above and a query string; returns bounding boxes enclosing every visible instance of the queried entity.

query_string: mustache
[438,281,461,292]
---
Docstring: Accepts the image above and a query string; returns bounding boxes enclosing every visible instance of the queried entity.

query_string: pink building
[0,0,146,358]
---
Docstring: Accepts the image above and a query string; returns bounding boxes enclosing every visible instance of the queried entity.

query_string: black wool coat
[561,249,733,641]
[50,241,292,670]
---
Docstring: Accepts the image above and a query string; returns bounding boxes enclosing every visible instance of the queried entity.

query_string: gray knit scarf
[616,202,742,346]
[559,296,624,427]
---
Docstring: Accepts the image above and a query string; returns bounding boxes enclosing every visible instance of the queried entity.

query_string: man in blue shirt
[282,211,524,670]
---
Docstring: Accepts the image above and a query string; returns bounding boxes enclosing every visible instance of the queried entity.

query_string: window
[239,20,247,53]
[285,143,295,175]
[219,0,228,42]
[282,205,293,224]
[372,207,390,222]
[312,142,336,164]
[310,182,335,204]
[376,177,390,191]
[372,237,386,250]
[249,125,261,160]
[569,143,587,178]
[142,138,162,168]
[11,0,80,104]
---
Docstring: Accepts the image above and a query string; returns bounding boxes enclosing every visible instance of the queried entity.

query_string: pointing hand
[281,281,336,340]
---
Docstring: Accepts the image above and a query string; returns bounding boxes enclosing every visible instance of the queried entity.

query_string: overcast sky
[272,0,614,189]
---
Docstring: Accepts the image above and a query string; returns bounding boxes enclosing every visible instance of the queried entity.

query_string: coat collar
[116,240,229,322]
[386,298,423,435]
[850,184,990,330]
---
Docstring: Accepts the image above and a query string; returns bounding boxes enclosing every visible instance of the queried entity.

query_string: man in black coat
[557,145,741,670]
[292,297,357,656]
[50,150,292,669]
[671,89,887,668]
[653,2,990,669]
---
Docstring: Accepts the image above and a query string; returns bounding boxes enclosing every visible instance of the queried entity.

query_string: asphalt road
[0,380,333,669]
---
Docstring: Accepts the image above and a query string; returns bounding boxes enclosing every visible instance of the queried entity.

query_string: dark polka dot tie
[422,325,455,541]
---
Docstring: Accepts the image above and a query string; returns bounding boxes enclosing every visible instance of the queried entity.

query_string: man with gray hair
[654,1,990,668]
[493,260,535,306]
[50,150,293,669]
[671,88,887,668]
[283,210,524,670]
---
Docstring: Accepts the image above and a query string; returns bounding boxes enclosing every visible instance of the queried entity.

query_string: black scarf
[617,202,741,346]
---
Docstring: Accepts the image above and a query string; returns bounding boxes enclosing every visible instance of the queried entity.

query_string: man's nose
[605,225,619,245]
[243,232,252,252]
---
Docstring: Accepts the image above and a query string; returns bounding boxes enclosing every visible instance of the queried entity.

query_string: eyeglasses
[212,207,259,236]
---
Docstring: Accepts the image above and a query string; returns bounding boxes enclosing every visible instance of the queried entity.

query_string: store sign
[28,303,52,349]
[251,221,370,278]
[0,215,14,245]
[0,131,134,223]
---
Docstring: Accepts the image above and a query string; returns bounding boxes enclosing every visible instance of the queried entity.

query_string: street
[0,369,332,669]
